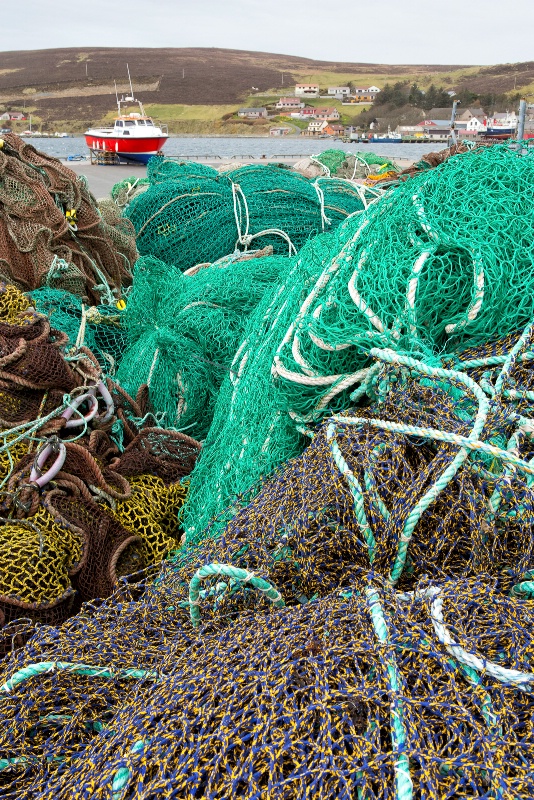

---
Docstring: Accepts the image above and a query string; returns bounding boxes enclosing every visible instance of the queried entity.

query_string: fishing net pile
[122,159,372,271]
[0,134,137,304]
[30,287,128,373]
[2,568,534,799]
[2,142,534,799]
[183,142,534,541]
[293,148,399,181]
[110,175,150,210]
[3,335,534,795]
[115,248,288,438]
[0,282,200,644]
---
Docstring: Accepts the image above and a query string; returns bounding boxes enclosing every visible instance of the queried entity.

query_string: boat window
[123,130,130,136]
[115,120,123,127]
[125,120,136,127]
[137,119,146,125]
[145,120,154,126]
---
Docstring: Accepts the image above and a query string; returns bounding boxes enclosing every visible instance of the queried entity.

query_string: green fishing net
[115,251,288,438]
[30,287,127,373]
[122,160,368,272]
[183,142,534,543]
[313,148,399,178]
[109,176,149,210]
[182,224,360,542]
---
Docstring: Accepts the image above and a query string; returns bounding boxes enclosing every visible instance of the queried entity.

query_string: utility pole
[183,68,185,79]
[517,98,527,142]
[449,100,459,146]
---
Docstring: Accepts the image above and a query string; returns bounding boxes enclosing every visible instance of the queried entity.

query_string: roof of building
[238,107,266,113]
[278,97,301,102]
[296,83,319,88]
[459,107,486,119]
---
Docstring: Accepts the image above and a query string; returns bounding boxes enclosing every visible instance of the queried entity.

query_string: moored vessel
[84,67,168,164]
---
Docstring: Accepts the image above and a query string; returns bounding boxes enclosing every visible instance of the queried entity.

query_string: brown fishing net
[0,283,201,639]
[0,134,137,303]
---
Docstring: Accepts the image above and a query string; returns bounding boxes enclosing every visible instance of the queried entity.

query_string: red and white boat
[85,69,168,164]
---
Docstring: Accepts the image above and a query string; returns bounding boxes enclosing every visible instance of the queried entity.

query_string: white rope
[75,304,87,350]
[231,180,297,255]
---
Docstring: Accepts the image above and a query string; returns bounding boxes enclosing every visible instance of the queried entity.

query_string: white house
[295,84,320,97]
[328,86,350,98]
[314,107,341,121]
[466,116,486,132]
[351,87,380,102]
[276,97,304,110]
[237,107,268,119]
[307,119,328,135]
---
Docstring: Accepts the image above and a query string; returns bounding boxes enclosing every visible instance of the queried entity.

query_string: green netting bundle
[273,142,534,425]
[30,287,127,371]
[122,160,369,273]
[183,142,534,543]
[147,158,220,183]
[223,164,327,253]
[110,175,149,209]
[182,223,362,542]
[115,251,288,438]
[313,148,398,178]
[124,171,237,271]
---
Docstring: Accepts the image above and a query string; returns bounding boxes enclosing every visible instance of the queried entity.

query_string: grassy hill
[0,47,531,134]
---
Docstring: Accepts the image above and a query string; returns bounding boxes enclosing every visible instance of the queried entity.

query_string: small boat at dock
[84,67,168,164]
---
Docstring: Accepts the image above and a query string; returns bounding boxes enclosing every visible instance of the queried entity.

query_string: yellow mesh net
[0,506,82,604]
[0,282,30,323]
[111,474,188,564]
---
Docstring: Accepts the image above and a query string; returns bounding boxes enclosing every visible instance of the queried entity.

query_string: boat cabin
[113,114,157,136]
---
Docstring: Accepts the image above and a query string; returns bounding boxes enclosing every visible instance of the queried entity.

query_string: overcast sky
[5,0,533,64]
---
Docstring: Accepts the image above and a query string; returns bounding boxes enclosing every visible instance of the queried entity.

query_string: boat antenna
[127,64,134,98]
[114,80,121,115]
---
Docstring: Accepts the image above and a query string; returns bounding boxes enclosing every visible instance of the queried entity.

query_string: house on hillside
[276,97,304,110]
[324,123,345,136]
[295,84,320,97]
[349,87,380,102]
[7,112,26,120]
[328,87,350,98]
[307,119,328,135]
[0,113,10,121]
[270,126,292,136]
[237,107,268,119]
[291,106,317,119]
[314,107,340,121]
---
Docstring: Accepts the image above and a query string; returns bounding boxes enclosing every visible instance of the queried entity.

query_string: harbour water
[22,135,441,162]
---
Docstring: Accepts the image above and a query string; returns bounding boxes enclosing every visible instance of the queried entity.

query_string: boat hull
[84,132,167,163]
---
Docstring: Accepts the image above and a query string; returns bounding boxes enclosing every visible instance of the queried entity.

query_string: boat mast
[115,81,121,116]
[126,63,145,116]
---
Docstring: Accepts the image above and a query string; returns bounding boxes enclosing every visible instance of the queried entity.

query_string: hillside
[0,48,531,133]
